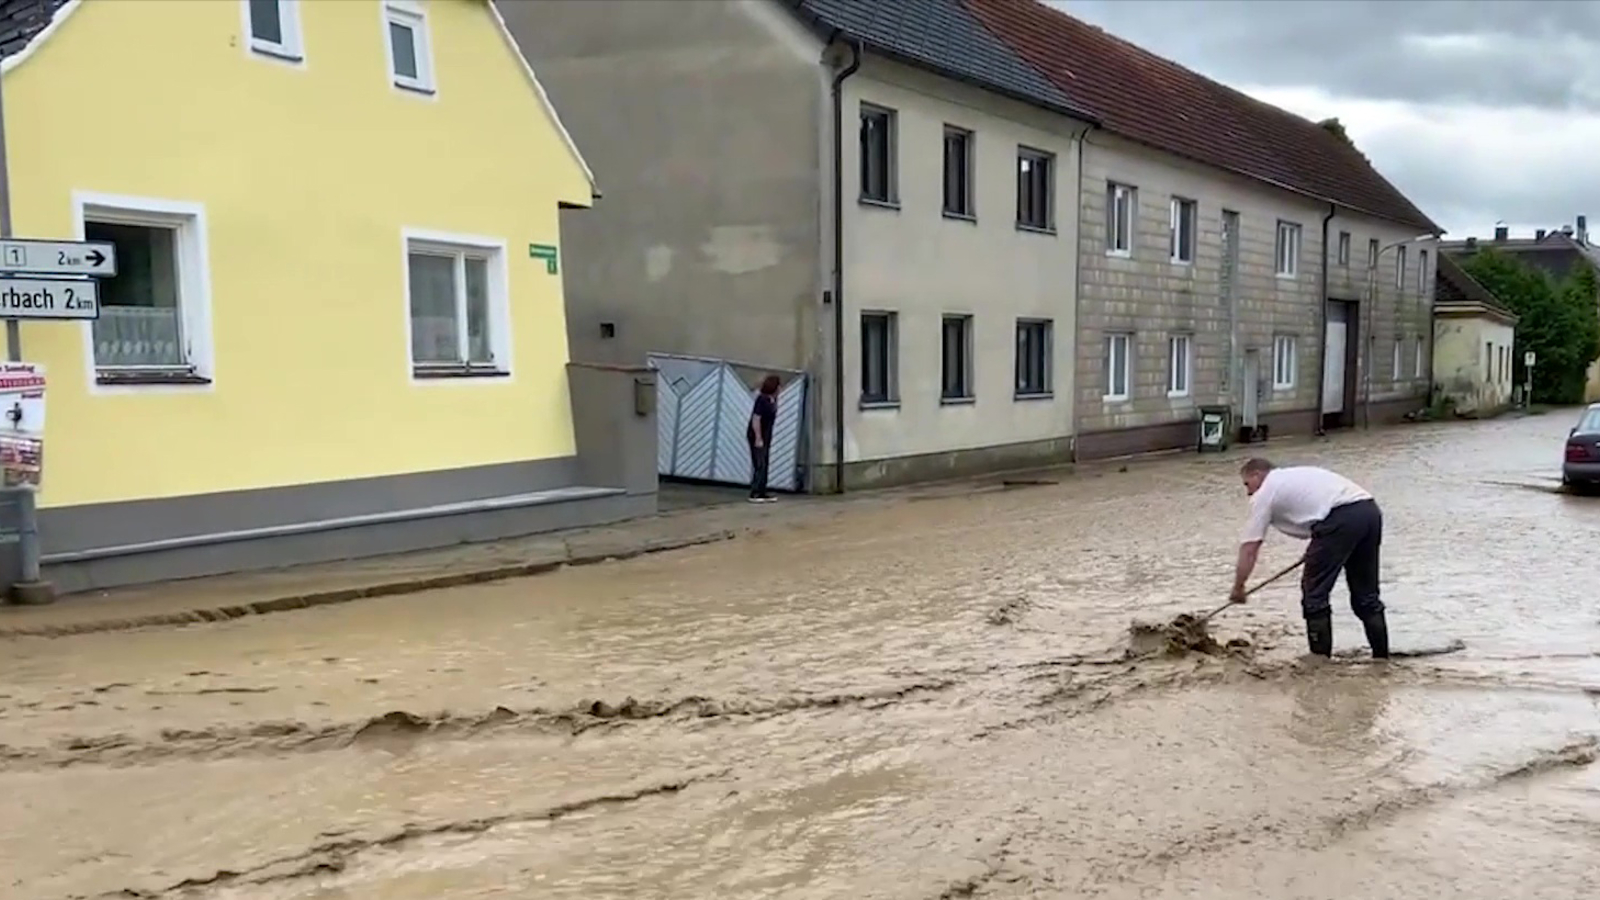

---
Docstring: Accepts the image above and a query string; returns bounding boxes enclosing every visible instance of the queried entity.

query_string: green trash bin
[1198,405,1231,453]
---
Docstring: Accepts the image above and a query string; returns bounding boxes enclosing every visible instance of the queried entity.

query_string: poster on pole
[0,362,45,491]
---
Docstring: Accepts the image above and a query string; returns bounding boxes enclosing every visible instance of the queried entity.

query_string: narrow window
[1417,249,1429,293]
[1015,319,1052,396]
[1395,246,1408,289]
[859,312,898,404]
[1368,238,1380,269]
[942,126,974,218]
[1414,336,1425,379]
[1275,221,1302,277]
[1169,198,1197,264]
[1106,182,1136,254]
[1103,333,1132,401]
[384,1,436,94]
[1337,231,1351,266]
[1392,338,1403,381]
[941,315,975,401]
[1016,148,1055,230]
[1273,335,1297,389]
[860,105,897,204]
[1167,334,1191,396]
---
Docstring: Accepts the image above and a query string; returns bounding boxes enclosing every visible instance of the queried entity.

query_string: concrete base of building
[1076,409,1321,461]
[810,435,1076,493]
[16,457,656,596]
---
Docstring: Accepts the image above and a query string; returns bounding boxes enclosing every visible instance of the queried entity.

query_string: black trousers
[748,442,771,498]
[1301,498,1384,619]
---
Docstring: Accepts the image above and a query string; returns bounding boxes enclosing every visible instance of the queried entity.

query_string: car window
[1581,408,1600,432]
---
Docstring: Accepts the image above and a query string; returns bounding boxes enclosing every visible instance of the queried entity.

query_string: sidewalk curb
[0,529,738,639]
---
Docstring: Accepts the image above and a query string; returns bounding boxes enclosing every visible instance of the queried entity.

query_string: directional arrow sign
[0,276,100,320]
[0,239,118,278]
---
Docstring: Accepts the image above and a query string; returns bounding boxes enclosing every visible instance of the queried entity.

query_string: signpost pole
[0,64,51,603]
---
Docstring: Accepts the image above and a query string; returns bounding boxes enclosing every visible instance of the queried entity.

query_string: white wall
[839,57,1088,463]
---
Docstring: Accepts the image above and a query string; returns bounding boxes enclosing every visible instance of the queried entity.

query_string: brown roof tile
[962,0,1440,233]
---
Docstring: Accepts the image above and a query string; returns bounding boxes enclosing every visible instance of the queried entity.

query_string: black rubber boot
[1360,610,1390,660]
[1305,614,1334,657]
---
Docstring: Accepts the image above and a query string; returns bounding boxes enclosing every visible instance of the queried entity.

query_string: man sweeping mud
[1230,458,1388,659]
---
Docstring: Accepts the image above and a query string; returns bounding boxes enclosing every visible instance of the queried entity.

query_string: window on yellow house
[80,195,213,386]
[405,235,509,379]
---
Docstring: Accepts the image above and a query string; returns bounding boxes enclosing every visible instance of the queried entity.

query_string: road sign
[0,277,99,320]
[1524,350,1536,367]
[0,239,117,278]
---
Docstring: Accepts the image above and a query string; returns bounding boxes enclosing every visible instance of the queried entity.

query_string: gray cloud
[1054,0,1600,111]
[1048,0,1600,237]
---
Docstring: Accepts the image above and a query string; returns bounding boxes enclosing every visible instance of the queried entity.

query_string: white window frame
[1337,231,1351,266]
[1169,197,1197,264]
[72,192,215,396]
[1392,338,1403,381]
[1414,336,1425,379]
[382,0,436,96]
[1272,335,1297,390]
[1103,332,1132,401]
[1275,221,1301,278]
[401,229,513,385]
[1107,183,1136,257]
[242,0,305,65]
[1417,249,1429,294]
[1166,333,1192,397]
[859,103,899,205]
[1368,238,1380,269]
[1395,245,1408,289]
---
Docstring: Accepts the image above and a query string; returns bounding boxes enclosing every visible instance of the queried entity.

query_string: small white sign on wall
[1524,350,1536,368]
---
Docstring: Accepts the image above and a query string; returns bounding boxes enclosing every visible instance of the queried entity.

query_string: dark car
[1562,403,1600,493]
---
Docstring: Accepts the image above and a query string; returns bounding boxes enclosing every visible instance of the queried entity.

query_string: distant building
[1432,255,1519,416]
[1440,217,1600,403]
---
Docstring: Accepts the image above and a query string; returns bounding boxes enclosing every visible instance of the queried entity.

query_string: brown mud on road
[3,415,1600,899]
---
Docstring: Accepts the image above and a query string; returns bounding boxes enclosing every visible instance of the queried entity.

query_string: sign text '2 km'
[0,239,118,278]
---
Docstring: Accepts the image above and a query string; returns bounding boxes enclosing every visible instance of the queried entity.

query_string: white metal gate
[647,353,808,492]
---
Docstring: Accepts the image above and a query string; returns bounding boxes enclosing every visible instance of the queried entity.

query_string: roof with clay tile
[788,0,1440,234]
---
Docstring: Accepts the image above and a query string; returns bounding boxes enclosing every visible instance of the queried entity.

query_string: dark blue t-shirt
[748,394,776,445]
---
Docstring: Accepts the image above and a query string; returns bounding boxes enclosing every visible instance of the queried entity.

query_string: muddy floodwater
[3,414,1599,899]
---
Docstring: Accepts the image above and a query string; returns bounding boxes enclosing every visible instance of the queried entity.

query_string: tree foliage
[1457,247,1600,403]
[1317,117,1352,145]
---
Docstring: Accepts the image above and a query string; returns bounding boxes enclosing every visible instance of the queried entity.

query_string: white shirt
[1240,466,1372,543]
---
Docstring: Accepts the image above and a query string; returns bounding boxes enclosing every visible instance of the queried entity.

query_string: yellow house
[0,0,649,593]
[1432,254,1519,416]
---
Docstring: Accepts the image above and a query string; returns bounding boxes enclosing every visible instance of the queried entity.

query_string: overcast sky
[1052,0,1600,239]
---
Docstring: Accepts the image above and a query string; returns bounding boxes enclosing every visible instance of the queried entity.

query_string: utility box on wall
[1198,405,1231,452]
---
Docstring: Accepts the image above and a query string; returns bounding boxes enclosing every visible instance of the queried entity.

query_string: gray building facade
[501,0,1441,487]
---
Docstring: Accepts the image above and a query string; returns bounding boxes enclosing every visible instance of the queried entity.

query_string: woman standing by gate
[747,375,780,503]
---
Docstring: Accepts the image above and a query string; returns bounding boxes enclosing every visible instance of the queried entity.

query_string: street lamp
[1361,233,1435,429]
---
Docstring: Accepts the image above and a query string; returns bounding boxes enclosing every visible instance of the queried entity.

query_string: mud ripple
[101,769,728,898]
[0,681,956,770]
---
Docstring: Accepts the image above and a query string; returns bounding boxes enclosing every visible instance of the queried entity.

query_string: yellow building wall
[1432,317,1515,414]
[2,0,592,509]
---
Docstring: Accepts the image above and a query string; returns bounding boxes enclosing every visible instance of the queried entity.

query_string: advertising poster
[0,362,45,491]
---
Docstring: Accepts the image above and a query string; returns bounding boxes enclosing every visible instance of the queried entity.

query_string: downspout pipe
[829,37,861,494]
[1315,203,1337,436]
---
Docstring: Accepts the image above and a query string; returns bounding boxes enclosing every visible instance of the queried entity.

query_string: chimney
[1465,236,1478,251]
[1561,224,1575,237]
[1494,225,1509,241]
[1536,228,1547,240]
[1579,215,1589,244]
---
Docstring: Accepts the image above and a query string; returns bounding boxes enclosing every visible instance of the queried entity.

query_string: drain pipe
[829,38,861,494]
[1314,203,1337,435]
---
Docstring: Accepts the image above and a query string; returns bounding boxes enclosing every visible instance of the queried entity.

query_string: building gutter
[829,37,861,493]
[1315,203,1337,435]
